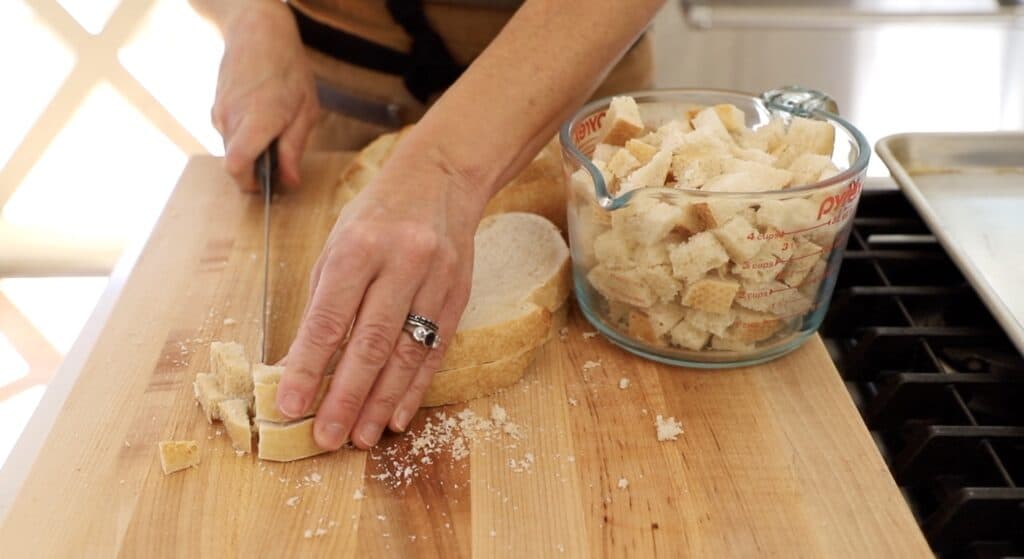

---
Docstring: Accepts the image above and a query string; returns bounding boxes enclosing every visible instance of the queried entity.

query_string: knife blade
[257,144,277,364]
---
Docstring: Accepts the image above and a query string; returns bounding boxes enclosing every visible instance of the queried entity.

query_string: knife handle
[257,140,279,195]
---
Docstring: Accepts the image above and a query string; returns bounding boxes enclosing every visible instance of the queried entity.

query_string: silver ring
[403,315,440,349]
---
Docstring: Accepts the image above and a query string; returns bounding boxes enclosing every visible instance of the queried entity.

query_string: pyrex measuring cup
[559,87,870,367]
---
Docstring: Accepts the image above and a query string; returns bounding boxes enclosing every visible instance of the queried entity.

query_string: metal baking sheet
[876,132,1024,355]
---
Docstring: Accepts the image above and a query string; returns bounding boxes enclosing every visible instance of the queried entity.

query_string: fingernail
[316,421,346,450]
[280,392,306,418]
[393,409,411,433]
[357,421,383,447]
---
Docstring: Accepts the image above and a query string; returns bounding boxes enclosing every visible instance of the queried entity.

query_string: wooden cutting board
[0,155,931,557]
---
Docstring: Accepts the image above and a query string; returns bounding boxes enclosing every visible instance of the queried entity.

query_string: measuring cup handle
[761,86,840,118]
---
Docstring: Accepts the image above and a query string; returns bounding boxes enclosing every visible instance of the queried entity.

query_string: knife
[257,144,277,364]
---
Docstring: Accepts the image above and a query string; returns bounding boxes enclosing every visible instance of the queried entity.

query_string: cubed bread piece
[755,198,819,234]
[625,139,658,165]
[743,119,785,153]
[193,372,227,423]
[785,116,836,157]
[691,106,733,143]
[654,119,693,152]
[599,96,644,145]
[210,341,252,399]
[726,309,783,343]
[569,161,614,201]
[571,202,609,269]
[764,230,796,260]
[641,265,683,303]
[732,243,786,283]
[257,418,327,462]
[158,441,199,475]
[692,199,748,230]
[681,277,740,314]
[593,230,635,269]
[669,231,730,284]
[780,240,823,287]
[673,202,705,237]
[710,335,755,353]
[628,303,687,345]
[713,104,746,132]
[686,308,737,337]
[818,166,840,181]
[799,259,829,299]
[610,196,683,246]
[736,281,813,317]
[638,102,699,130]
[789,153,838,187]
[620,149,672,193]
[669,129,732,189]
[669,321,710,351]
[712,215,765,263]
[607,147,642,179]
[729,144,775,166]
[592,143,619,163]
[634,241,672,268]
[588,265,657,308]
[720,159,794,190]
[219,399,253,454]
[254,368,333,423]
[607,299,633,327]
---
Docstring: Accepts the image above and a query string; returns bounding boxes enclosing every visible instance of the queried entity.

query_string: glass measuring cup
[559,87,870,367]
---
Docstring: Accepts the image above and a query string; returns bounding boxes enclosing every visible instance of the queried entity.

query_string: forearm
[391,0,665,212]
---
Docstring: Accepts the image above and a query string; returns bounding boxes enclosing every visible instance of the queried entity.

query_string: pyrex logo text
[817,179,862,221]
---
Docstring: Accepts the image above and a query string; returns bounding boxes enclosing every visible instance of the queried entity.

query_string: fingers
[314,270,424,450]
[389,275,470,432]
[276,95,320,189]
[276,248,377,420]
[223,114,275,192]
[351,265,451,446]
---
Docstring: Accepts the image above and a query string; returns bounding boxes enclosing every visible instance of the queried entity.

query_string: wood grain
[0,155,931,557]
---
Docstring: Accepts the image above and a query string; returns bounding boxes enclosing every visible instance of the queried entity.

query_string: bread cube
[625,139,658,165]
[158,441,199,475]
[734,281,786,313]
[593,230,635,269]
[729,144,776,166]
[669,231,730,284]
[607,299,633,326]
[726,309,783,343]
[620,149,672,193]
[720,159,794,190]
[654,119,693,153]
[639,102,700,130]
[588,265,657,308]
[686,308,737,337]
[742,119,785,153]
[755,198,819,234]
[592,143,619,163]
[628,303,687,345]
[674,201,706,237]
[732,243,786,283]
[780,240,823,287]
[669,321,710,351]
[610,196,683,246]
[670,129,732,189]
[691,106,733,143]
[635,241,672,268]
[642,265,683,303]
[712,215,764,263]
[193,372,227,423]
[798,259,829,299]
[599,96,644,145]
[607,147,642,179]
[692,199,748,230]
[713,104,747,132]
[681,277,740,314]
[785,116,836,157]
[219,399,253,454]
[709,335,755,353]
[210,341,252,399]
[789,153,838,187]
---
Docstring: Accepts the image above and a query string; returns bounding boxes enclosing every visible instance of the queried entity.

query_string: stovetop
[821,187,1024,558]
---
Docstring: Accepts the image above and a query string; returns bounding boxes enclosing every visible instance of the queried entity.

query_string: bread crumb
[222,318,237,326]
[655,415,684,441]
[124,440,131,448]
[377,514,387,521]
[490,404,508,425]
[353,488,365,500]
[582,331,598,339]
[490,529,497,537]
[568,398,578,407]
[582,360,601,371]
[618,377,630,389]
[558,327,569,341]
[617,477,629,489]
[303,529,313,539]
[567,455,576,463]
[309,472,322,483]
[314,528,327,537]
[286,496,300,507]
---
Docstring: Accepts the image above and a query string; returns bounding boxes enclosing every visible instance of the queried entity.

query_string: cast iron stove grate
[820,188,1024,558]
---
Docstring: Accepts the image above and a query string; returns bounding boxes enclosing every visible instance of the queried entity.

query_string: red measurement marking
[817,178,862,220]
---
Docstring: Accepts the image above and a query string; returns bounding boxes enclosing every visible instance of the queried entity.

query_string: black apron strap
[288,3,465,105]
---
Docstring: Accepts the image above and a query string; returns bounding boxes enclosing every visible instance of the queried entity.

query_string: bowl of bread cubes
[559,87,870,367]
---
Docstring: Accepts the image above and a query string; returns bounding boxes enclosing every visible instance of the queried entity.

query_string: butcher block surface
[0,155,930,557]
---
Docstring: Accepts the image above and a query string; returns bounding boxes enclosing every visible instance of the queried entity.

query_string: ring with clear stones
[403,314,440,349]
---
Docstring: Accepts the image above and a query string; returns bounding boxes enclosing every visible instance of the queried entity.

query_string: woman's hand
[212,2,319,190]
[274,145,483,450]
